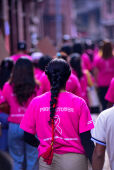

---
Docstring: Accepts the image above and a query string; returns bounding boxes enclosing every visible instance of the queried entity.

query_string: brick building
[74,0,101,40]
[0,0,74,55]
[101,0,114,40]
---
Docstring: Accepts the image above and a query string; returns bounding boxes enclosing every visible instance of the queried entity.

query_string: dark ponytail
[45,58,71,121]
[70,53,83,79]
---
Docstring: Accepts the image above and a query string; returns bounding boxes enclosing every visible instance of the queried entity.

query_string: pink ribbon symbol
[54,115,62,135]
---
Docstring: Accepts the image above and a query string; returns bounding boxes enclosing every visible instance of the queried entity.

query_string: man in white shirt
[92,107,114,170]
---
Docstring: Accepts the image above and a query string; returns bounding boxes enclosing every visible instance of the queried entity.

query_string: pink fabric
[81,52,93,71]
[39,72,82,97]
[71,70,88,103]
[94,57,114,86]
[2,82,39,124]
[34,68,43,81]
[79,74,88,103]
[0,90,6,113]
[20,91,94,158]
[10,54,32,63]
[105,78,114,103]
[0,90,5,104]
[66,73,82,97]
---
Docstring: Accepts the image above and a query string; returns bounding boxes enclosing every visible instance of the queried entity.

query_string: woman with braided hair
[20,58,94,170]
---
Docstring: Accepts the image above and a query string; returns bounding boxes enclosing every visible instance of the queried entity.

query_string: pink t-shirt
[105,78,114,103]
[0,90,5,104]
[20,91,94,157]
[81,52,93,71]
[2,82,39,124]
[94,57,114,86]
[10,54,32,63]
[0,89,6,113]
[34,68,43,81]
[71,69,94,104]
[39,72,82,97]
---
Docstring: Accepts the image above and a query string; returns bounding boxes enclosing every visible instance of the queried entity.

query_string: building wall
[0,0,74,54]
[74,0,102,40]
[101,0,114,40]
[42,0,73,44]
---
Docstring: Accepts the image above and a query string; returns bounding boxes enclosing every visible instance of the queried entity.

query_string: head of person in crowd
[56,52,68,62]
[37,55,52,71]
[31,52,43,68]
[60,35,72,55]
[0,58,14,90]
[62,34,71,43]
[45,58,71,121]
[72,40,83,55]
[10,58,37,106]
[83,39,93,50]
[70,53,83,80]
[102,40,113,59]
[59,45,72,56]
[17,41,27,54]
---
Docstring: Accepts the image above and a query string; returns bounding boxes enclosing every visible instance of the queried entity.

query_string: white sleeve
[91,112,106,146]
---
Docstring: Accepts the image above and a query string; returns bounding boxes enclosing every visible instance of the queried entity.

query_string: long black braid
[45,58,71,122]
[50,72,61,120]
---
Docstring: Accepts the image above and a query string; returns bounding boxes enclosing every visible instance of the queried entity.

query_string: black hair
[45,58,71,121]
[56,52,68,61]
[17,41,26,51]
[70,53,83,79]
[10,58,37,106]
[0,58,14,89]
[102,41,113,59]
[37,55,52,71]
[72,42,83,55]
[60,45,72,55]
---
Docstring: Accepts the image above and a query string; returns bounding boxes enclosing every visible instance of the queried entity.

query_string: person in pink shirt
[70,53,88,103]
[34,55,52,81]
[39,53,82,97]
[70,53,100,114]
[0,58,40,170]
[20,58,94,170]
[10,41,32,63]
[105,77,114,106]
[81,41,95,72]
[39,71,82,97]
[93,41,114,110]
[0,58,14,151]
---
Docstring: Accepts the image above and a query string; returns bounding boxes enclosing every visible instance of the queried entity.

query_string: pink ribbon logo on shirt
[54,115,62,135]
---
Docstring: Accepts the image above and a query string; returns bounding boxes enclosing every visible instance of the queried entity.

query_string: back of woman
[2,58,40,170]
[94,41,114,110]
[20,58,94,170]
[0,58,14,151]
[70,53,89,103]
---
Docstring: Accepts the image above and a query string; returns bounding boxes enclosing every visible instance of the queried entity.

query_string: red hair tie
[53,104,56,108]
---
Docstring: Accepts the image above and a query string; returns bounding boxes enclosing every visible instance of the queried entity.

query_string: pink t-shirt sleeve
[0,90,5,104]
[2,82,10,102]
[105,78,114,103]
[39,73,50,94]
[20,98,37,134]
[79,100,94,133]
[66,74,82,97]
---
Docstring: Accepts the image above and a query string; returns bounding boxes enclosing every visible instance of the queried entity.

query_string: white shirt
[91,107,114,170]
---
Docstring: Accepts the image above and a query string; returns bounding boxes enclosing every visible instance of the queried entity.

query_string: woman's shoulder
[32,91,51,102]
[65,91,84,103]
[3,81,11,89]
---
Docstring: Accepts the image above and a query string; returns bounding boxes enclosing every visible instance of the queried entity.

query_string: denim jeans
[8,123,39,170]
[0,113,8,151]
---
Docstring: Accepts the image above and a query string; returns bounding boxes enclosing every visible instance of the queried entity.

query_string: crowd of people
[0,37,114,170]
